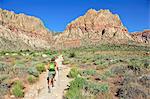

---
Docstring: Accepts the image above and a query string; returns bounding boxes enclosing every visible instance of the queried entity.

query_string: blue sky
[0,0,149,32]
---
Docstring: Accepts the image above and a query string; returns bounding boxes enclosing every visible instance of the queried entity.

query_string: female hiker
[46,57,58,93]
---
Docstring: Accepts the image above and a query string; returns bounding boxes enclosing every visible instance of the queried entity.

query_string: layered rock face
[54,9,132,49]
[0,9,52,51]
[130,30,150,44]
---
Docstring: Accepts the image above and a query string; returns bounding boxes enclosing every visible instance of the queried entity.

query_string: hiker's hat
[51,57,55,62]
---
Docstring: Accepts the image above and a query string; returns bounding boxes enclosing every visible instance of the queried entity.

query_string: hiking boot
[52,84,54,87]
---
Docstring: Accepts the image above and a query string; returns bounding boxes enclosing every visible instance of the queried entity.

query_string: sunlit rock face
[0,9,52,51]
[54,9,132,49]
[131,30,150,44]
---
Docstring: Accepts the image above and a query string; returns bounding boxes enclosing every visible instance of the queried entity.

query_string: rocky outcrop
[0,9,52,51]
[54,9,133,49]
[130,30,150,44]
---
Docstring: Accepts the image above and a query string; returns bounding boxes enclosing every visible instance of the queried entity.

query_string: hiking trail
[24,65,71,99]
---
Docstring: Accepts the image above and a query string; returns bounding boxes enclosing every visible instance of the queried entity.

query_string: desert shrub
[36,63,46,73]
[128,59,142,67]
[0,51,6,56]
[12,80,24,97]
[63,60,70,65]
[80,69,97,76]
[100,70,114,80]
[69,52,76,58]
[143,61,150,68]
[44,50,52,56]
[66,77,109,98]
[81,58,87,64]
[27,66,39,77]
[127,58,150,69]
[141,59,150,68]
[0,74,9,82]
[65,77,86,99]
[85,82,109,94]
[13,61,26,71]
[14,80,24,88]
[12,85,24,97]
[68,67,79,78]
[27,75,38,84]
[0,63,5,71]
[96,64,109,70]
[94,60,109,69]
[111,65,127,75]
[0,81,11,96]
[116,86,147,99]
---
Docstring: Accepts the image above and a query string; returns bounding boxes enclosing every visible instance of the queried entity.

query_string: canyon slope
[0,9,52,51]
[54,9,133,49]
[130,30,150,44]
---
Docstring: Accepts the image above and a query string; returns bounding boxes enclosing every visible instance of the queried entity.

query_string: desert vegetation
[0,44,149,99]
[64,44,150,99]
[0,50,58,98]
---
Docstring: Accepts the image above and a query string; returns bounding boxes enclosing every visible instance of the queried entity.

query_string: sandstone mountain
[0,9,52,51]
[0,8,148,51]
[54,9,133,49]
[130,30,150,44]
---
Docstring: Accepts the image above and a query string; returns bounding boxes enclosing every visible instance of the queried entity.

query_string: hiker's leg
[49,79,52,86]
[47,77,49,85]
[48,72,52,86]
[51,74,55,87]
[48,79,52,93]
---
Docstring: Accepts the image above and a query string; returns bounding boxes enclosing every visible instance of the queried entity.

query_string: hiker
[55,55,64,70]
[55,55,64,80]
[46,57,58,93]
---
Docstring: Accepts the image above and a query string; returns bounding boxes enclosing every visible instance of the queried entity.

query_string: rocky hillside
[54,9,133,49]
[130,30,150,44]
[0,8,148,51]
[0,9,52,51]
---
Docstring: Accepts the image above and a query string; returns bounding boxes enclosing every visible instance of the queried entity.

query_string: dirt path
[24,65,71,99]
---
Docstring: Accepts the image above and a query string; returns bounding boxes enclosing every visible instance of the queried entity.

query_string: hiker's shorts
[47,71,55,80]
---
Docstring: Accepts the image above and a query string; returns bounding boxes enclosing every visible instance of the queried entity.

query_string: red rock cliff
[0,9,52,51]
[54,9,132,49]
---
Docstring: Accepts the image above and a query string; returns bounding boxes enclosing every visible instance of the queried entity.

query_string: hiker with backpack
[46,57,58,93]
[55,55,64,70]
[54,55,64,83]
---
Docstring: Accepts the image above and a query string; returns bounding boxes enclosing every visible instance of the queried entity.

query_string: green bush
[65,77,86,99]
[85,82,109,94]
[66,77,109,98]
[95,60,109,69]
[68,68,79,78]
[100,70,114,80]
[13,61,25,69]
[14,80,24,89]
[27,75,38,84]
[27,66,39,77]
[80,69,97,76]
[44,50,52,56]
[12,80,24,97]
[36,63,46,73]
